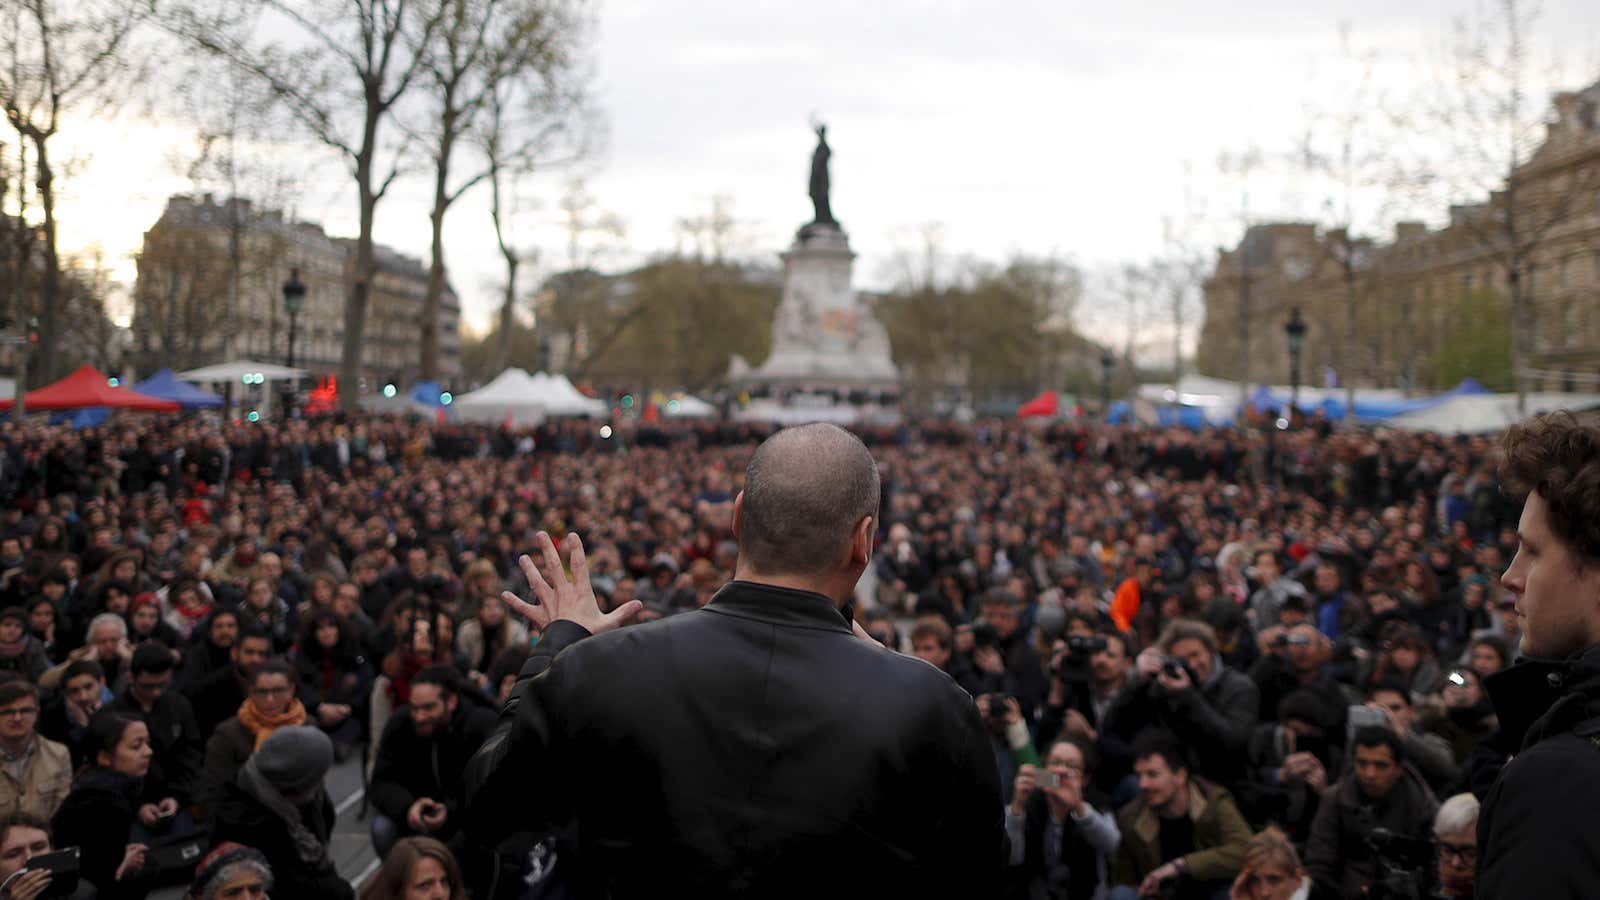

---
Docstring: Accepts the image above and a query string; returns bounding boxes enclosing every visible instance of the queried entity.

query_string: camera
[1160,656,1191,681]
[980,693,1014,729]
[1052,634,1106,681]
[1067,634,1107,656]
[1364,828,1433,900]
[970,622,1001,651]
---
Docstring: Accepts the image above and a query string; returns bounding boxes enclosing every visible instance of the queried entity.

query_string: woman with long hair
[357,837,466,900]
[1367,622,1440,702]
[50,714,167,900]
[292,611,371,758]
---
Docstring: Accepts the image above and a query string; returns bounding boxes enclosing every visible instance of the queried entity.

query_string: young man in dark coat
[1477,413,1600,899]
[464,424,1002,898]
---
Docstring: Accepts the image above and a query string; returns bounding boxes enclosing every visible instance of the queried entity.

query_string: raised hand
[502,532,642,636]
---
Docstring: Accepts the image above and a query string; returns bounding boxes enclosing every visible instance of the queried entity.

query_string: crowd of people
[0,410,1548,899]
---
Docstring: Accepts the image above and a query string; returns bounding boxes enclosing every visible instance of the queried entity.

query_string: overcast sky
[54,0,1599,347]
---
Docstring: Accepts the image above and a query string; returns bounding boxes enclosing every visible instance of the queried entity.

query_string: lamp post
[1100,351,1115,423]
[282,267,306,416]
[1285,307,1307,427]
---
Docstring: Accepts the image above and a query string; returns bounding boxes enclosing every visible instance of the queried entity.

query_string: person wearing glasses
[199,661,306,812]
[1004,736,1120,900]
[1432,793,1477,899]
[0,682,69,821]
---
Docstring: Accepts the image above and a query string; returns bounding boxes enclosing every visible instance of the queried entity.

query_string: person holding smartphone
[1005,737,1121,900]
[0,811,91,900]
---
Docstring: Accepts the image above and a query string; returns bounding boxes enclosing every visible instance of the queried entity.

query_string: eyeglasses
[0,707,38,719]
[1437,842,1477,865]
[251,686,292,696]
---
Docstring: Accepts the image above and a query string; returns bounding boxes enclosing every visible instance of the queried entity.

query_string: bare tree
[0,0,151,410]
[171,0,443,409]
[411,0,586,381]
[1398,0,1596,412]
[1295,23,1395,421]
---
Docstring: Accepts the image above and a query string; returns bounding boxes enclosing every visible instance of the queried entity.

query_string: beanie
[188,843,271,900]
[253,726,333,796]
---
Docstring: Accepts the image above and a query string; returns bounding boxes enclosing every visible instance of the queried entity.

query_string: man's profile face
[1353,743,1401,800]
[1502,491,1600,659]
[911,636,950,669]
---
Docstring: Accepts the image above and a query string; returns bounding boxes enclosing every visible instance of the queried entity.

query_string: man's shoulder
[1504,732,1600,788]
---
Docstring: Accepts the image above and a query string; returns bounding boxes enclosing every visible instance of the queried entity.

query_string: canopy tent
[452,369,605,426]
[1387,392,1600,434]
[1132,374,1505,426]
[663,394,717,418]
[132,369,224,409]
[0,365,179,412]
[177,360,307,383]
[1016,390,1059,418]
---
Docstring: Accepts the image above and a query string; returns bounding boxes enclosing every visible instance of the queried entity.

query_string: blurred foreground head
[733,424,880,600]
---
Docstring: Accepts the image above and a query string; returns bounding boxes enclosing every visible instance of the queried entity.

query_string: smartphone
[1034,771,1062,790]
[22,847,80,900]
[1347,704,1387,740]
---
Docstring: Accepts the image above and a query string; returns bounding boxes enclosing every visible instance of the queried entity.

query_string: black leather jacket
[465,580,1003,898]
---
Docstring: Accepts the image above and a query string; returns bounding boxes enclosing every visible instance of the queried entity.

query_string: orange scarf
[237,697,309,750]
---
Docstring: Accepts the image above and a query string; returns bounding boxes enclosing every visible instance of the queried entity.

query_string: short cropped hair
[1435,792,1480,837]
[1130,729,1188,776]
[1352,725,1406,763]
[738,425,880,576]
[131,643,177,677]
[909,618,953,650]
[1500,411,1600,567]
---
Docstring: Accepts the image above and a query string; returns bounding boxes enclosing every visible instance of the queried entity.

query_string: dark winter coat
[1477,644,1600,899]
[209,778,352,900]
[368,700,496,842]
[463,580,1003,899]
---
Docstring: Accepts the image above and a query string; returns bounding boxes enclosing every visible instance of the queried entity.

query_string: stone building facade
[1198,81,1600,394]
[132,194,461,385]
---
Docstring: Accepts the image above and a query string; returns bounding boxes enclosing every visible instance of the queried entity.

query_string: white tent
[1387,392,1600,434]
[452,369,605,425]
[177,361,307,383]
[664,395,717,418]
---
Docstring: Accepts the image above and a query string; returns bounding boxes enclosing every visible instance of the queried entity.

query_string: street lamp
[1100,351,1115,423]
[1285,307,1307,427]
[282,267,306,416]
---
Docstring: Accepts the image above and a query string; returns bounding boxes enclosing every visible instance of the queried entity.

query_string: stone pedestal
[738,224,899,387]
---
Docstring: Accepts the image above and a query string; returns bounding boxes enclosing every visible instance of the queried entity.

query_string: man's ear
[731,491,744,540]
[850,516,875,566]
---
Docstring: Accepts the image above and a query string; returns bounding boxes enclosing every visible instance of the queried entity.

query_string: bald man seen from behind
[464,423,1002,898]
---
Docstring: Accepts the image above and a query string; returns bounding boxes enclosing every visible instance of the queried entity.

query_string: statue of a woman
[808,124,835,226]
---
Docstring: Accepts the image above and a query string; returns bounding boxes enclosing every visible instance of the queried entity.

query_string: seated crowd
[0,412,1522,899]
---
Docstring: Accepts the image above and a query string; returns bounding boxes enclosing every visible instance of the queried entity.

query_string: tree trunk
[421,126,452,381]
[340,92,383,412]
[1343,237,1357,425]
[496,254,518,372]
[33,135,59,385]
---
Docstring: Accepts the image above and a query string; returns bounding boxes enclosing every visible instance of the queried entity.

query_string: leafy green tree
[1425,287,1512,391]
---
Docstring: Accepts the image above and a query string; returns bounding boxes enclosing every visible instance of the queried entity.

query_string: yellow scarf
[237,697,309,750]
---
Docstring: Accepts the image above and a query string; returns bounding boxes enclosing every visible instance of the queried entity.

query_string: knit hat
[0,607,24,626]
[252,726,333,796]
[188,843,272,900]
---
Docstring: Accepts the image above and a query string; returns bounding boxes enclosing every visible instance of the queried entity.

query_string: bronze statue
[808,124,835,227]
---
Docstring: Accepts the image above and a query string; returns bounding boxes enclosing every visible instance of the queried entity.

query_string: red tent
[0,365,180,412]
[1016,390,1059,418]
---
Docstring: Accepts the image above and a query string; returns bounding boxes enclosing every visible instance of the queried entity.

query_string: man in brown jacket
[1111,730,1252,900]
[0,682,70,821]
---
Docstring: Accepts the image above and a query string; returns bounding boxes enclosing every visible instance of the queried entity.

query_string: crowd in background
[0,411,1527,900]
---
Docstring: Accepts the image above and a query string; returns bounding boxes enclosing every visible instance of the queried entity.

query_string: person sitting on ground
[0,611,49,683]
[103,643,204,815]
[1004,736,1121,900]
[50,713,166,900]
[201,661,307,812]
[178,610,239,693]
[1361,681,1459,794]
[0,811,95,900]
[368,666,494,858]
[186,626,273,735]
[454,594,527,688]
[1304,726,1439,900]
[291,612,370,759]
[0,683,70,821]
[1227,827,1310,900]
[1110,730,1251,900]
[184,843,272,900]
[37,661,110,769]
[208,726,351,900]
[1433,793,1478,899]
[40,614,132,694]
[356,836,466,900]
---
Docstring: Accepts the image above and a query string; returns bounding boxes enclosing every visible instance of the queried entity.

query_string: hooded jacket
[1477,644,1600,899]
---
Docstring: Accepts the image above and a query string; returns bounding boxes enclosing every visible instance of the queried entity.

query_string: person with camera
[1103,620,1259,787]
[1005,737,1121,900]
[1242,690,1339,844]
[1304,726,1439,900]
[974,589,1049,718]
[1361,681,1459,794]
[1248,624,1351,733]
[1036,630,1135,791]
[1110,730,1251,900]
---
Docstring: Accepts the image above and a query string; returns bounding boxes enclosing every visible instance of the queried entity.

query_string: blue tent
[409,380,447,408]
[133,369,224,409]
